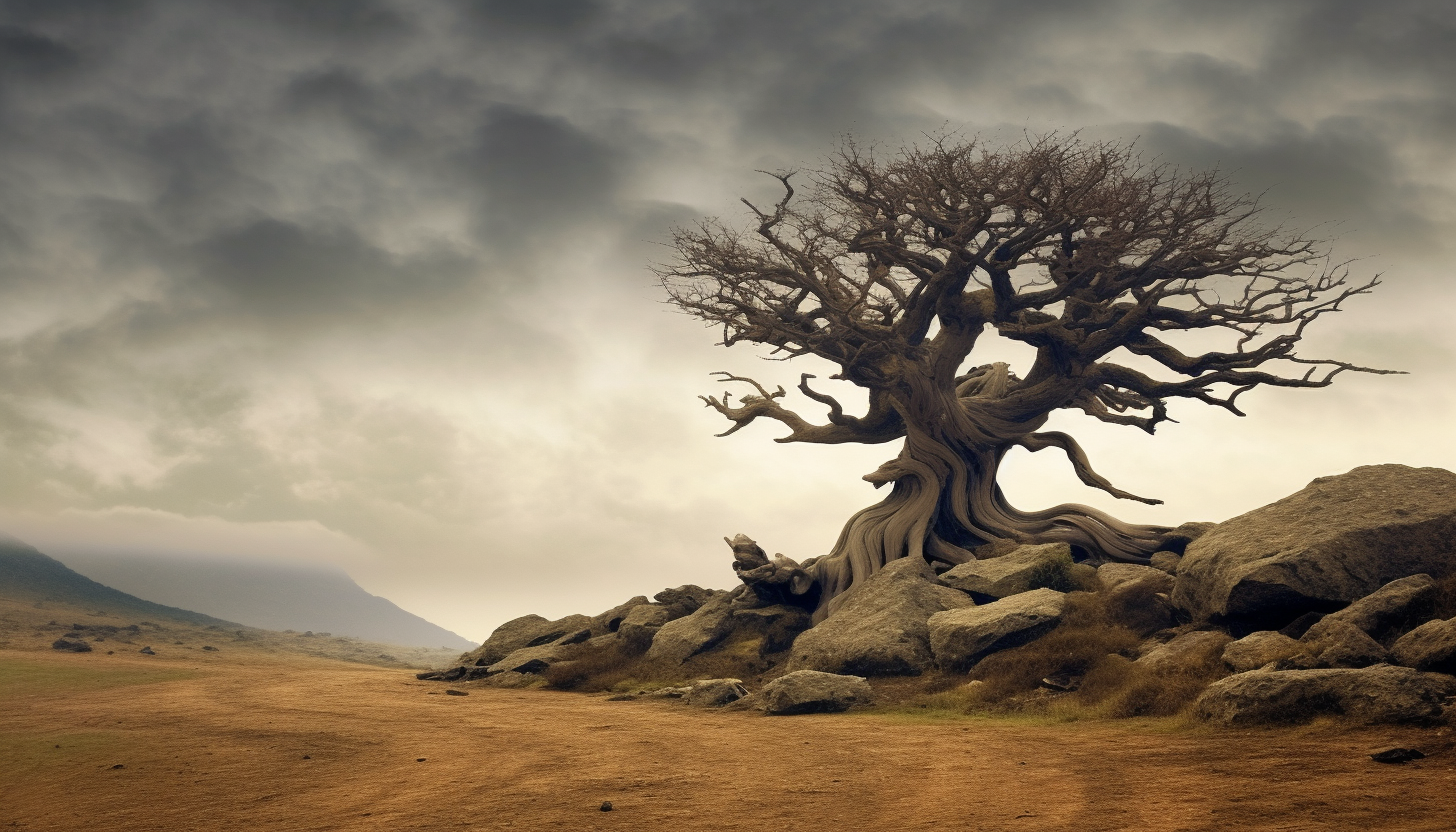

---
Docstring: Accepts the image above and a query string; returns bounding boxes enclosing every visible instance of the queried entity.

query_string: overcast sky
[2,0,1454,642]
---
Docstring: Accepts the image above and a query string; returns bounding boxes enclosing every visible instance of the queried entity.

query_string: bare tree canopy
[658,134,1395,621]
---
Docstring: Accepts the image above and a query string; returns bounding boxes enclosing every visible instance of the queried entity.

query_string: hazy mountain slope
[53,552,475,650]
[0,538,237,628]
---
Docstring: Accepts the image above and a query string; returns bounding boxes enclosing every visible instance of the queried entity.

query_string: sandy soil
[3,647,1454,832]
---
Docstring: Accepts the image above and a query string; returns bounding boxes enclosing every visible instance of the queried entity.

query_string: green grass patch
[0,655,200,702]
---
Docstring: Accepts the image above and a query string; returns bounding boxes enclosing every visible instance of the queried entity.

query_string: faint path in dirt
[2,649,1454,832]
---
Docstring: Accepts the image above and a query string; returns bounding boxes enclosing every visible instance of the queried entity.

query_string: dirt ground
[3,647,1454,832]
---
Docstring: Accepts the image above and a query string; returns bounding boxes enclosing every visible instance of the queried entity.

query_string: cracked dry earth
[3,649,1455,832]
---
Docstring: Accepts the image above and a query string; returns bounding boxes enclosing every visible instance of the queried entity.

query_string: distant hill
[52,551,475,650]
[0,537,238,628]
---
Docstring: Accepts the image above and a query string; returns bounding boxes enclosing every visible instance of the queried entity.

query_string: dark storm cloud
[192,218,477,325]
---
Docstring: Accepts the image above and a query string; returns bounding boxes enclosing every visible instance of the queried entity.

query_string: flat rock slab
[760,670,874,715]
[1194,665,1456,726]
[788,556,971,677]
[939,543,1073,600]
[1172,465,1456,629]
[928,588,1067,672]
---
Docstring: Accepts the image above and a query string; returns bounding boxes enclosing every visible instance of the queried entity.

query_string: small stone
[606,694,637,701]
[1369,747,1425,764]
[445,689,468,696]
[202,645,218,651]
[600,801,613,812]
[416,758,427,762]
[302,755,311,759]
[111,764,124,769]
[139,647,155,655]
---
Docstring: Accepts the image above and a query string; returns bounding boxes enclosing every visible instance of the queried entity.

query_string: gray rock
[461,613,593,667]
[939,543,1076,600]
[1309,575,1437,645]
[653,585,718,618]
[590,596,651,636]
[1098,563,1175,594]
[726,604,812,655]
[788,556,972,676]
[928,588,1068,671]
[760,670,875,715]
[1223,631,1303,673]
[1194,665,1456,726]
[684,678,749,707]
[1149,551,1183,574]
[616,605,674,653]
[1299,618,1388,669]
[1390,618,1456,674]
[645,591,738,664]
[51,638,92,652]
[1136,630,1231,673]
[1172,465,1456,629]
[485,628,588,675]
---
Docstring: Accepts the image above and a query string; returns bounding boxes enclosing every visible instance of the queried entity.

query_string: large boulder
[929,588,1068,671]
[616,605,674,653]
[461,613,593,667]
[939,543,1075,601]
[1390,618,1456,675]
[1194,665,1456,726]
[1304,575,1437,646]
[759,670,875,715]
[645,591,738,664]
[788,556,972,676]
[1172,465,1456,629]
[590,596,651,636]
[1222,631,1303,673]
[1296,618,1387,669]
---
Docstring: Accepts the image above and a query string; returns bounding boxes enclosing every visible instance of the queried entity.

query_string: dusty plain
[4,623,1456,832]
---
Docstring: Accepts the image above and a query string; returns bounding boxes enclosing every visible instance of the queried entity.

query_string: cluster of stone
[418,463,1456,723]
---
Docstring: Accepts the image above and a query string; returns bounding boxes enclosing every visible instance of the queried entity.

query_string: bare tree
[658,134,1393,621]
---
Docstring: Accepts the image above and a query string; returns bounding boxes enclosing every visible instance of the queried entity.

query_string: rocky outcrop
[462,613,593,667]
[616,605,674,653]
[590,596,651,636]
[787,556,972,676]
[1390,618,1456,675]
[759,670,874,715]
[1222,631,1303,673]
[51,638,92,652]
[1195,665,1456,726]
[929,588,1068,671]
[938,543,1075,601]
[645,591,739,664]
[1172,465,1456,629]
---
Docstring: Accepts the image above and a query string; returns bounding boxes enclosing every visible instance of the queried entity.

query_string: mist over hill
[46,549,475,650]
